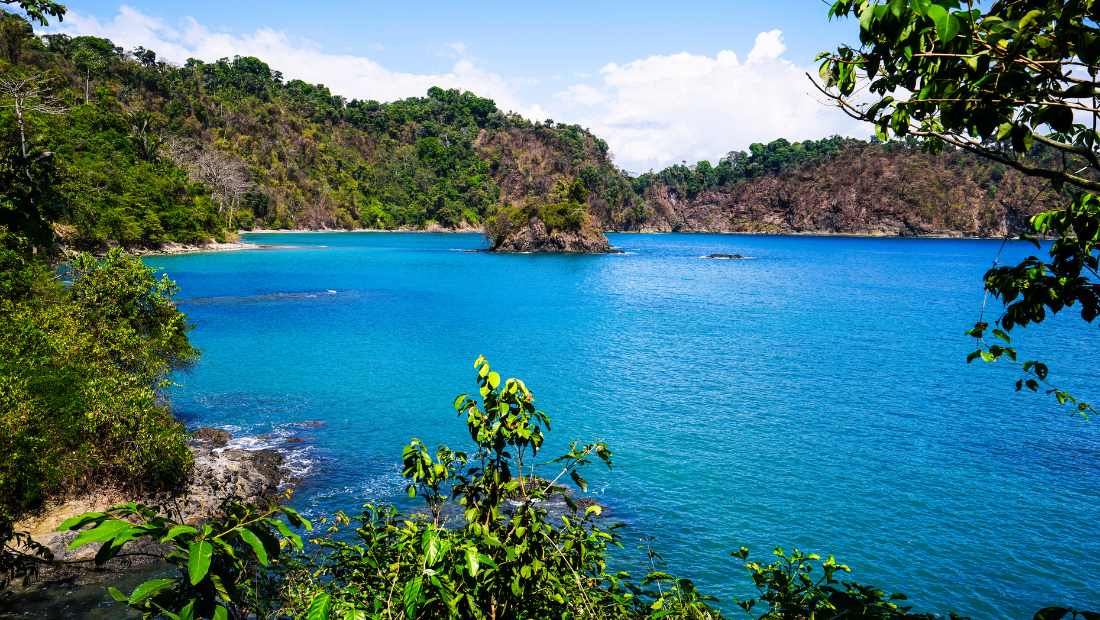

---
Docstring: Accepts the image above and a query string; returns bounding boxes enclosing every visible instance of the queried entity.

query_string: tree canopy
[817,0,1100,416]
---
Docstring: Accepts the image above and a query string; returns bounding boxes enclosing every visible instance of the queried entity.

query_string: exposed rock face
[617,143,1059,237]
[9,429,286,586]
[489,216,612,253]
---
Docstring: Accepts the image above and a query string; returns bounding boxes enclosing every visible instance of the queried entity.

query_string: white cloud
[52,8,864,173]
[557,84,606,107]
[53,5,547,118]
[551,30,866,173]
[746,29,786,63]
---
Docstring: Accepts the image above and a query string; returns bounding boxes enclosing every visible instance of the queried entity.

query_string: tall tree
[0,72,65,249]
[69,36,118,103]
[815,0,1100,416]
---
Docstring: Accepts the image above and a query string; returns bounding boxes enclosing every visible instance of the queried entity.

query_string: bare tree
[164,137,253,229]
[305,192,330,230]
[0,72,66,160]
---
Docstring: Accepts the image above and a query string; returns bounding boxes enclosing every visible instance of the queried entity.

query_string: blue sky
[46,1,869,172]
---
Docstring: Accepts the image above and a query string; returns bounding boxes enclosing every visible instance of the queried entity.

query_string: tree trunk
[84,69,90,103]
[14,98,27,159]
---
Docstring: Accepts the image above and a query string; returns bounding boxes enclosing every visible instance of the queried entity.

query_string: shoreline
[244,226,484,234]
[130,228,1028,258]
[132,240,265,257]
[5,429,291,599]
[240,227,1021,241]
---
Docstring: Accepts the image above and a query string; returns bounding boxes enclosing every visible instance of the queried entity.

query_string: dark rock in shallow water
[191,426,231,447]
[705,253,746,260]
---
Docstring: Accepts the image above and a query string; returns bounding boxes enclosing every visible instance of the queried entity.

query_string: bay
[146,232,1100,618]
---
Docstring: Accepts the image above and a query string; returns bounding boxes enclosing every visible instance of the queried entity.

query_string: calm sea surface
[145,232,1099,618]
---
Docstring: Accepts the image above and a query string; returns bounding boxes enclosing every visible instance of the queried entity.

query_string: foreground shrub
[0,247,194,523]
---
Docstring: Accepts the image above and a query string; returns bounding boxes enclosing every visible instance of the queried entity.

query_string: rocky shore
[129,240,263,256]
[8,429,288,589]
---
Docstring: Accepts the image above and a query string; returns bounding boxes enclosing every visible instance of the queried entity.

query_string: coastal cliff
[621,140,1060,236]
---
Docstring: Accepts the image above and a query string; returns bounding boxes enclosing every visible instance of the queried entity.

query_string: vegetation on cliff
[1,0,197,588]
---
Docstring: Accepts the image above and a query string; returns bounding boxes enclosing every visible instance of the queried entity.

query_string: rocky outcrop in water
[490,216,612,253]
[8,429,287,587]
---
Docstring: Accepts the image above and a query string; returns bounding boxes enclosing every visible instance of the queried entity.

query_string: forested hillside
[627,137,1062,236]
[0,10,1062,248]
[0,11,635,248]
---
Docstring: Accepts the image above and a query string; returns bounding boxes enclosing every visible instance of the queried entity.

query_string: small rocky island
[489,213,611,253]
[486,179,613,254]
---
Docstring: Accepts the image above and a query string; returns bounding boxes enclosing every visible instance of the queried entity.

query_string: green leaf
[213,606,228,620]
[163,525,197,541]
[487,371,500,390]
[270,517,303,550]
[106,586,127,602]
[179,599,196,620]
[57,512,105,532]
[128,578,174,605]
[1018,9,1044,30]
[424,531,441,566]
[940,14,960,43]
[307,592,332,620]
[282,506,313,531]
[570,470,588,492]
[403,577,423,619]
[927,4,958,42]
[68,520,130,549]
[859,1,875,31]
[188,541,213,585]
[466,547,480,576]
[238,527,269,565]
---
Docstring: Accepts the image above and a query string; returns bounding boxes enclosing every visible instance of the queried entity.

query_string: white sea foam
[216,422,321,480]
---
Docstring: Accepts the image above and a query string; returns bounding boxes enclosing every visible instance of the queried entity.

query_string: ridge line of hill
[0,11,1064,251]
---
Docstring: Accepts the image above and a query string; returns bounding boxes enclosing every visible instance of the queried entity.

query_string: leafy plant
[0,248,194,523]
[731,547,930,620]
[60,499,310,619]
[290,356,640,619]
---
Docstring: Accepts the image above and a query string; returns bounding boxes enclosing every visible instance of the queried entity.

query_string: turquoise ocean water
[145,232,1099,618]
